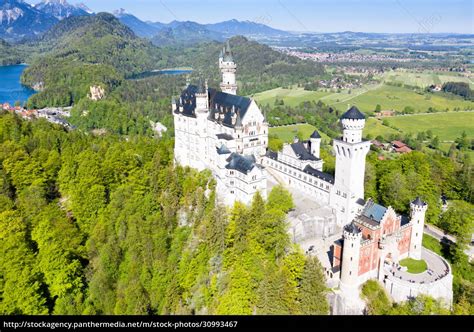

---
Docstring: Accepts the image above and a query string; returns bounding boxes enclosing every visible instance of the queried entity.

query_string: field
[364,118,399,138]
[329,85,474,114]
[253,84,474,115]
[383,112,474,141]
[252,87,331,107]
[381,69,474,89]
[269,123,330,142]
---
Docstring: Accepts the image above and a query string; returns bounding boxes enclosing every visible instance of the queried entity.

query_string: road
[424,224,474,261]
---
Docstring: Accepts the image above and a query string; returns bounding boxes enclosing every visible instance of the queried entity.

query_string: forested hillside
[0,112,328,315]
[164,36,325,95]
[0,40,24,66]
[20,13,162,109]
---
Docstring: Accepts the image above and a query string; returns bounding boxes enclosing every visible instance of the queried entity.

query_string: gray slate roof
[217,144,231,155]
[291,142,318,161]
[176,85,252,128]
[341,106,365,120]
[303,165,335,184]
[412,197,426,207]
[310,130,321,139]
[226,153,257,174]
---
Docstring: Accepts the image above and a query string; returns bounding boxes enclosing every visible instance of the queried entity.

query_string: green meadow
[269,123,330,142]
[384,112,474,141]
[253,84,473,115]
[252,87,331,107]
[381,70,473,89]
[329,85,474,114]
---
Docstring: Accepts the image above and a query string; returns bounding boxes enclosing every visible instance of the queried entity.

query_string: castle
[173,41,268,205]
[172,42,453,312]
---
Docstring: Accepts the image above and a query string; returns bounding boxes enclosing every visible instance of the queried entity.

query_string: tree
[298,257,329,315]
[267,185,294,213]
[440,201,474,247]
[361,280,392,315]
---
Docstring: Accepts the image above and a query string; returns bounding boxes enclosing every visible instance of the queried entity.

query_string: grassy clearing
[381,70,473,89]
[364,118,399,138]
[252,87,331,107]
[384,112,474,141]
[269,123,330,142]
[399,258,428,274]
[422,234,443,256]
[329,85,474,114]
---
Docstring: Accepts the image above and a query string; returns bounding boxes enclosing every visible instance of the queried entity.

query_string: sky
[28,0,473,33]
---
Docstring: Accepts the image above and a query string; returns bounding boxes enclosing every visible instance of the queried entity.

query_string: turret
[196,79,209,112]
[171,97,177,112]
[309,130,321,159]
[341,106,366,143]
[340,223,362,289]
[409,197,428,260]
[219,40,238,95]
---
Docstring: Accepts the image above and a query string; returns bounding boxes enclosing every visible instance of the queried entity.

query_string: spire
[341,106,365,120]
[310,130,321,139]
[223,40,234,62]
[235,110,242,128]
[197,78,206,94]
[412,197,426,207]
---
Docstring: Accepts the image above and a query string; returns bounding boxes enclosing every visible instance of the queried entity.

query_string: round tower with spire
[340,223,363,290]
[219,40,238,95]
[409,197,428,260]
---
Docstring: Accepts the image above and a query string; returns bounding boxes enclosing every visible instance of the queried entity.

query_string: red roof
[395,146,412,153]
[392,140,407,148]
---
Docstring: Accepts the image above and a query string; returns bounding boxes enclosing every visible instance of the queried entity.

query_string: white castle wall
[384,249,453,307]
[262,156,332,205]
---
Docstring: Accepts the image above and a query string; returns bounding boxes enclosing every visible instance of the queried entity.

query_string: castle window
[350,257,353,261]
[349,271,352,275]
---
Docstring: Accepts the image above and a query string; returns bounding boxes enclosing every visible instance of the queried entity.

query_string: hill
[205,19,289,38]
[151,21,224,46]
[166,36,325,95]
[0,39,24,65]
[21,13,162,108]
[113,8,160,38]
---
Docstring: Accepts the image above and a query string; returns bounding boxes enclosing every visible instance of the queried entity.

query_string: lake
[0,64,36,106]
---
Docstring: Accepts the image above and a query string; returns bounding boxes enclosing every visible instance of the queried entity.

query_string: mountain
[151,21,224,46]
[113,8,160,38]
[205,19,289,37]
[75,2,93,14]
[34,0,89,20]
[0,0,58,42]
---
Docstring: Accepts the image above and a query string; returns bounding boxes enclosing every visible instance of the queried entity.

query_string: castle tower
[330,106,371,227]
[340,223,362,291]
[309,130,321,159]
[219,41,238,95]
[409,197,428,260]
[196,79,209,111]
